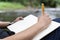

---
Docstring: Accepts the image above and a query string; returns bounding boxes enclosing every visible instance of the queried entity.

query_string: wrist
[8,22,15,26]
[37,22,44,27]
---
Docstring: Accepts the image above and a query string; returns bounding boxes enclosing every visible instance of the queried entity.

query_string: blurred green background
[0,0,59,9]
[0,0,60,22]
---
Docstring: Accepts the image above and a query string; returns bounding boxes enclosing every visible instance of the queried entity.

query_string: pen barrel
[42,3,45,15]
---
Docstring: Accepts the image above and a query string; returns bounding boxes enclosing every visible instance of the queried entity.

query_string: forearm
[0,21,10,28]
[3,23,46,40]
[3,14,51,40]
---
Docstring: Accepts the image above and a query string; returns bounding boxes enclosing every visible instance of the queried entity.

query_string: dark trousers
[41,18,60,40]
[0,28,15,39]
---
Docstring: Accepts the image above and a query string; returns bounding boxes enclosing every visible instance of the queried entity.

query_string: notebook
[7,14,60,40]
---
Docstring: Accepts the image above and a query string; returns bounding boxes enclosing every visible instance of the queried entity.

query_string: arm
[0,21,10,28]
[0,17,23,28]
[3,14,51,40]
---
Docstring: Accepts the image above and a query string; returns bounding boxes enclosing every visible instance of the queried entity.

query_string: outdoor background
[0,0,60,22]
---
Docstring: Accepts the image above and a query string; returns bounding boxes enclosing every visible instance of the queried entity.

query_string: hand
[38,14,51,28]
[14,17,23,22]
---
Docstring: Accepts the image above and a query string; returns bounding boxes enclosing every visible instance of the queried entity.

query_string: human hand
[14,16,23,22]
[38,14,51,28]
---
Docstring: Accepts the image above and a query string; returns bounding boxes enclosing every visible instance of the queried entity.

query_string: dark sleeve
[0,29,9,39]
[53,18,60,23]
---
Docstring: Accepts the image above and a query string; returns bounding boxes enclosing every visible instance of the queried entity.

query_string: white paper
[7,14,38,33]
[7,15,60,40]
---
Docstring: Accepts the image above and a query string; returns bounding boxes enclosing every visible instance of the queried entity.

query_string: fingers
[14,16,23,22]
[42,13,48,16]
[44,14,51,21]
[18,17,23,20]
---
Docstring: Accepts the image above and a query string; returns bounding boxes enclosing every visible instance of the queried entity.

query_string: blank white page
[7,14,38,33]
[7,15,60,40]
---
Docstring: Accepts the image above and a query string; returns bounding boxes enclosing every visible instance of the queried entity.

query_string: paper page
[7,15,60,40]
[7,14,38,33]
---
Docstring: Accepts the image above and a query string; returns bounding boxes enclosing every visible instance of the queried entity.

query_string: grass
[0,2,25,10]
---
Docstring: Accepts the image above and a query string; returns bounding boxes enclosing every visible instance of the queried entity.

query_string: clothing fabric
[0,28,15,39]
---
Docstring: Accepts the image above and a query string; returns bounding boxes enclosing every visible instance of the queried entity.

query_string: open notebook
[7,14,60,40]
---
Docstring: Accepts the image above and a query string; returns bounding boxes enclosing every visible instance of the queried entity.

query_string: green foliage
[0,0,41,8]
[40,0,56,7]
[0,0,57,8]
[0,2,25,10]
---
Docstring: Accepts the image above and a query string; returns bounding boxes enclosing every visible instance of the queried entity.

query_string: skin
[0,17,23,27]
[0,14,51,40]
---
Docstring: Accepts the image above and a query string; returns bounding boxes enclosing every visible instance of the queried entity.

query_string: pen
[42,3,45,15]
